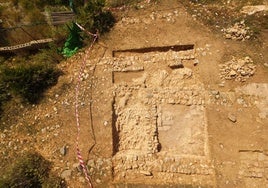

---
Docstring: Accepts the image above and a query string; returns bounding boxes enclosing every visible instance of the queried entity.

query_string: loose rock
[193,59,199,66]
[241,5,268,15]
[222,20,252,41]
[60,145,67,156]
[103,121,108,126]
[228,113,237,123]
[140,170,153,176]
[61,169,72,179]
[219,57,256,82]
[79,177,85,183]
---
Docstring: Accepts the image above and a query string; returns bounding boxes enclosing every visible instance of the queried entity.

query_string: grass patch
[0,152,65,188]
[0,0,115,117]
[0,61,61,104]
[0,48,63,119]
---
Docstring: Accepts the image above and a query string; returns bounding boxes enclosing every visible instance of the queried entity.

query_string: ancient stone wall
[95,45,216,186]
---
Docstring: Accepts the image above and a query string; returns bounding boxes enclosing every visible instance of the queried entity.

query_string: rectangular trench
[112,44,194,57]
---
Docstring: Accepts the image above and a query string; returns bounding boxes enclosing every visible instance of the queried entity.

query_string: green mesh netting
[62,22,83,58]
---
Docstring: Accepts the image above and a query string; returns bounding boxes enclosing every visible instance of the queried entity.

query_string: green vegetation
[12,0,69,10]
[61,0,115,56]
[1,0,115,50]
[0,0,116,117]
[107,0,142,7]
[77,0,115,34]
[0,60,61,104]
[92,10,115,34]
[0,48,63,109]
[0,5,8,46]
[0,152,65,188]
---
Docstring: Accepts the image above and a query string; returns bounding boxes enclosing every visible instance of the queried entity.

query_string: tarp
[62,22,83,58]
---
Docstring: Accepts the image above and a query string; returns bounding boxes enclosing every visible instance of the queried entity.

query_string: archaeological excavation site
[0,0,267,188]
[111,45,214,186]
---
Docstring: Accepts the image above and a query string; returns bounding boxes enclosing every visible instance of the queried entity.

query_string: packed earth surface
[0,0,268,188]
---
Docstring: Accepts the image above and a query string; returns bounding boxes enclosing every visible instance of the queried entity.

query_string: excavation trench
[112,44,194,57]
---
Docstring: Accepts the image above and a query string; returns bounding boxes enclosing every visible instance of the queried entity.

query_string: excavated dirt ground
[0,1,268,188]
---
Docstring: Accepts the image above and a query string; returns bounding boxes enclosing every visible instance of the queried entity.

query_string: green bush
[93,11,115,34]
[0,152,65,188]
[108,0,141,7]
[20,0,35,10]
[18,0,69,11]
[0,23,9,46]
[44,0,69,6]
[77,0,115,34]
[0,48,63,114]
[1,62,61,103]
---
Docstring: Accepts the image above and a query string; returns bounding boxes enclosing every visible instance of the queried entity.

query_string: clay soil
[0,0,268,188]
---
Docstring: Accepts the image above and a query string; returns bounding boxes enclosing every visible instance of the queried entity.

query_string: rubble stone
[222,21,252,41]
[241,5,268,15]
[219,57,256,82]
[60,145,67,156]
[61,169,72,179]
[228,113,237,123]
[140,170,153,176]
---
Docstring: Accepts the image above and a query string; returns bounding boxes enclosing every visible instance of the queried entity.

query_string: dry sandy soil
[1,0,268,188]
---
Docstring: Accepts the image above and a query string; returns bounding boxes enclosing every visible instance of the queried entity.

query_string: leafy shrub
[93,11,115,34]
[20,0,35,10]
[0,152,65,188]
[43,0,69,6]
[1,62,61,103]
[77,0,115,34]
[18,0,69,11]
[0,22,9,46]
[108,0,141,7]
